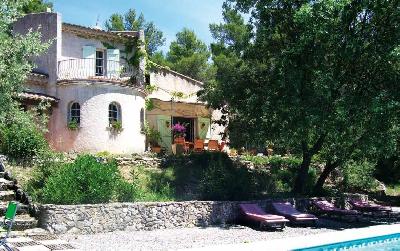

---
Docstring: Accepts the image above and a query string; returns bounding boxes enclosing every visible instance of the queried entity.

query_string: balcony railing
[57,58,137,81]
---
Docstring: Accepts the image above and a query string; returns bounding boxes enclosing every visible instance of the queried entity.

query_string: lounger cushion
[272,202,318,220]
[350,200,392,212]
[313,200,359,215]
[239,204,287,222]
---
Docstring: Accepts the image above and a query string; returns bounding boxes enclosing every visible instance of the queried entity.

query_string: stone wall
[38,194,367,234]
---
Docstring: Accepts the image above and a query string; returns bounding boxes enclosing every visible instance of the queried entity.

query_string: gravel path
[61,219,367,251]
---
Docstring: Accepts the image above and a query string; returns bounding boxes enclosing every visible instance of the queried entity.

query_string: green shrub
[199,153,256,200]
[115,180,137,202]
[114,166,176,202]
[25,151,65,202]
[0,118,48,161]
[42,155,121,204]
[242,154,302,168]
[342,160,378,192]
[375,156,400,184]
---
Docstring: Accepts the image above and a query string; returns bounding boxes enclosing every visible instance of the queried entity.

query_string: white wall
[149,68,204,103]
[48,83,146,154]
[61,32,127,61]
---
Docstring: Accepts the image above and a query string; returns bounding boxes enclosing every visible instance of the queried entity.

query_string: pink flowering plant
[172,123,186,138]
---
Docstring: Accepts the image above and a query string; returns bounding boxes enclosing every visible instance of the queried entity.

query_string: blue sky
[53,0,225,52]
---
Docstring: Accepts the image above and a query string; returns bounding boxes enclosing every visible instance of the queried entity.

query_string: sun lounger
[349,199,392,214]
[272,202,318,224]
[312,200,360,220]
[239,203,289,229]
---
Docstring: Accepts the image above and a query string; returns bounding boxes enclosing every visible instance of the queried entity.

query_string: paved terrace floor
[60,219,390,251]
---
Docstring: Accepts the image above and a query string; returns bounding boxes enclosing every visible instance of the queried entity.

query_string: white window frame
[69,102,81,124]
[95,50,105,76]
[109,102,121,124]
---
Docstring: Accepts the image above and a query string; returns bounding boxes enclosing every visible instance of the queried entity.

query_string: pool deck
[184,224,400,251]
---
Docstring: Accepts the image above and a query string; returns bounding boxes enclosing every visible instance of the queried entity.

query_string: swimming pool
[294,233,400,251]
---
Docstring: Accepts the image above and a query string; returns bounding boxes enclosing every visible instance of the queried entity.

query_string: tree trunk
[293,134,326,195]
[313,160,339,195]
[293,153,312,194]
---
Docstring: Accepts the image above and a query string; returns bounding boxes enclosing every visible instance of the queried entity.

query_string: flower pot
[151,146,162,154]
[172,144,185,155]
[174,137,185,144]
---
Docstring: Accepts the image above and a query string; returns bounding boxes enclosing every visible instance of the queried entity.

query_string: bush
[115,180,137,202]
[42,155,121,204]
[0,117,48,161]
[199,153,256,200]
[342,160,378,192]
[375,156,400,184]
[25,151,65,202]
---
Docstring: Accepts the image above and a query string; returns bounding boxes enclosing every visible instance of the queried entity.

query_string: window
[145,74,150,85]
[69,102,81,124]
[95,50,104,76]
[140,108,145,131]
[109,102,121,124]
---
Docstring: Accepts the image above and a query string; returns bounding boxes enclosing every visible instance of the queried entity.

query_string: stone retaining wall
[38,193,366,234]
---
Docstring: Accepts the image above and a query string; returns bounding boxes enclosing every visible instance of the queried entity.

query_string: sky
[53,0,225,52]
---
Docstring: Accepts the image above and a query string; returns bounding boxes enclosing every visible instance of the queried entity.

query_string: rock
[67,227,81,234]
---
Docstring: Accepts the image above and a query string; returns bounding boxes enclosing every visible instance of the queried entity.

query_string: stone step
[0,228,49,238]
[13,214,38,231]
[0,202,29,216]
[0,190,15,201]
[0,178,14,189]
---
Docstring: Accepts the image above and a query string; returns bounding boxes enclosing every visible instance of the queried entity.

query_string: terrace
[57,58,137,81]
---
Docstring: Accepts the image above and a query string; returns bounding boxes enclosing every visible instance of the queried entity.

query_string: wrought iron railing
[57,58,136,81]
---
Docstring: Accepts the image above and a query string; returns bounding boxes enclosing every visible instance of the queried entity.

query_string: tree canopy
[105,9,165,56]
[164,28,213,82]
[21,0,52,14]
[0,0,49,121]
[201,0,400,194]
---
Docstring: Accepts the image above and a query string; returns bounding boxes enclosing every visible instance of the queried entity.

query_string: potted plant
[172,123,186,141]
[171,123,186,155]
[110,121,123,133]
[67,119,79,131]
[144,124,162,153]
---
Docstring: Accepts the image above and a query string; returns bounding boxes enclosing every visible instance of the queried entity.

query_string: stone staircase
[0,163,44,235]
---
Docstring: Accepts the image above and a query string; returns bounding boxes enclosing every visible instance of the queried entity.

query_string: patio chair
[207,140,219,152]
[272,202,318,225]
[0,201,18,251]
[239,203,289,230]
[312,200,360,220]
[219,141,226,152]
[193,139,204,153]
[349,199,392,215]
[174,137,189,153]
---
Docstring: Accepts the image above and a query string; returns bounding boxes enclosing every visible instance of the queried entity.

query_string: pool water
[294,233,400,251]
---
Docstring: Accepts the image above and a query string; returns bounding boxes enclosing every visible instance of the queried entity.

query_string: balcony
[57,58,137,82]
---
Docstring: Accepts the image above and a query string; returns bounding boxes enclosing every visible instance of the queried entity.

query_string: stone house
[13,12,223,154]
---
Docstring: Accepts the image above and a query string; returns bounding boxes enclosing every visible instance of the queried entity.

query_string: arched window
[109,102,121,124]
[140,108,145,130]
[69,102,80,124]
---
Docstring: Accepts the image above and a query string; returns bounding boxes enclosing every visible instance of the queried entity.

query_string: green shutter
[82,45,96,77]
[157,115,172,152]
[107,49,120,78]
[82,45,96,59]
[198,117,211,140]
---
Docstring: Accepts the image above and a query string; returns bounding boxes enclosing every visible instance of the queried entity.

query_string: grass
[5,164,34,188]
[385,183,400,196]
[130,166,176,202]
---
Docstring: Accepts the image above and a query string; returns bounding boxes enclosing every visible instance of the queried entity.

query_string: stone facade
[38,194,367,234]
